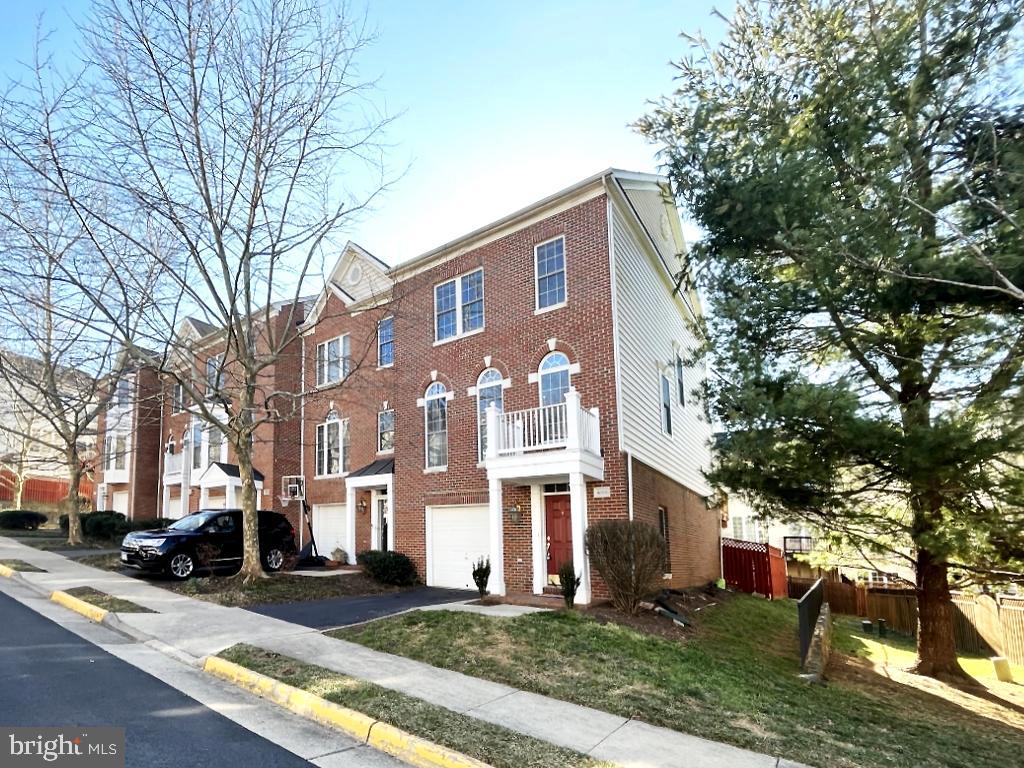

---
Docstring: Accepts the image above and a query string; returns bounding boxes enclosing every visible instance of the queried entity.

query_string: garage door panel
[312,503,348,559]
[111,491,129,516]
[428,505,489,590]
[166,496,183,520]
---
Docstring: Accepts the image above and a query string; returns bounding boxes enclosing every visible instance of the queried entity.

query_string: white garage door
[312,503,348,560]
[111,491,129,516]
[427,505,490,590]
[165,496,183,520]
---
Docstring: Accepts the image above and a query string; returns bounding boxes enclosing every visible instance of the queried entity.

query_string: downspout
[298,331,306,550]
[626,450,634,521]
[156,371,165,518]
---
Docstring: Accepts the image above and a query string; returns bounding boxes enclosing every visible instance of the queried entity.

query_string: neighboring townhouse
[298,168,719,604]
[157,306,305,520]
[94,359,163,519]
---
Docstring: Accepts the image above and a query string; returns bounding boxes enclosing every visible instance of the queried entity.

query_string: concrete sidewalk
[0,536,804,768]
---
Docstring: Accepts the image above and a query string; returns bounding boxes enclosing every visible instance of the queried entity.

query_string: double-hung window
[206,354,225,394]
[476,368,504,460]
[171,381,186,413]
[316,335,350,387]
[660,372,673,436]
[675,353,686,406]
[191,420,203,470]
[377,409,395,453]
[115,378,131,408]
[315,417,350,476]
[378,317,394,367]
[535,237,566,311]
[207,427,223,465]
[434,269,484,342]
[424,382,448,469]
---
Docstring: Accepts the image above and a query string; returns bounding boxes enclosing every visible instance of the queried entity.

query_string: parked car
[120,509,297,579]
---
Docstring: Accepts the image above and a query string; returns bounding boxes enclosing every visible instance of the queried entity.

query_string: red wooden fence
[0,471,94,506]
[722,537,788,598]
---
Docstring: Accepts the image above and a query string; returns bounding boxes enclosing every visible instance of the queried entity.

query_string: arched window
[476,368,504,460]
[538,352,571,407]
[424,382,448,470]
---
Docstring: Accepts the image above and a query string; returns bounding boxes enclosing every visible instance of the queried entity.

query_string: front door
[545,494,572,582]
[376,495,389,552]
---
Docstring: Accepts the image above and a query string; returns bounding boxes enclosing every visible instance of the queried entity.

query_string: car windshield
[166,513,216,532]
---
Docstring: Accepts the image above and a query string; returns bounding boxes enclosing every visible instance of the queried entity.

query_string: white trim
[659,369,673,436]
[606,188,627,457]
[432,325,485,348]
[530,484,545,595]
[314,418,350,478]
[315,334,350,388]
[433,267,485,344]
[534,235,568,313]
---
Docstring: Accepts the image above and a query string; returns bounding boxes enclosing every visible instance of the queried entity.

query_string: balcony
[483,389,604,483]
[163,451,184,480]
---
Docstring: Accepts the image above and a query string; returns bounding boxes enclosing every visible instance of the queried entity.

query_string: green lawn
[168,571,402,606]
[65,586,154,613]
[219,644,612,768]
[333,596,1024,768]
[0,559,45,572]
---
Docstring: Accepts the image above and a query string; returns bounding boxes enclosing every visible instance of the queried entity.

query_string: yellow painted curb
[203,656,490,768]
[0,563,15,578]
[50,590,109,624]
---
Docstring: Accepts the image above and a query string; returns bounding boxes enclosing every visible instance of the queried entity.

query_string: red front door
[545,494,572,578]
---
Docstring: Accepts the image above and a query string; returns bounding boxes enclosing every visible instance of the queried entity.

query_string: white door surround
[344,465,394,564]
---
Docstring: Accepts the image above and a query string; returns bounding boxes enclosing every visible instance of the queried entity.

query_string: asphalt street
[0,590,314,768]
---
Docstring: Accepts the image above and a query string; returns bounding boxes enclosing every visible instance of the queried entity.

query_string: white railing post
[485,403,501,460]
[589,407,601,454]
[565,388,581,452]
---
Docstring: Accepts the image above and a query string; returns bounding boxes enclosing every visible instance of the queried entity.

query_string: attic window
[347,264,363,286]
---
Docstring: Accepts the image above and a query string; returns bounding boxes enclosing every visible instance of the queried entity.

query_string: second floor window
[377,409,395,453]
[434,268,484,342]
[378,317,394,367]
[114,378,130,408]
[476,368,503,460]
[535,237,566,310]
[315,417,350,476]
[424,382,448,469]
[206,354,225,393]
[191,420,203,470]
[539,352,571,407]
[660,371,673,436]
[316,335,350,387]
[172,382,185,413]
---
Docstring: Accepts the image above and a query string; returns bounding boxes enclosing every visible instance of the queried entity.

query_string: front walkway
[0,536,803,768]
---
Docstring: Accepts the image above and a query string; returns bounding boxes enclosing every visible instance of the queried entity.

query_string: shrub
[357,550,418,586]
[558,560,581,609]
[0,510,48,530]
[472,556,491,598]
[585,520,666,615]
[59,511,97,533]
[82,511,131,540]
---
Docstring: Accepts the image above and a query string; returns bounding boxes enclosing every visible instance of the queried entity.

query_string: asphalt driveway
[245,586,475,629]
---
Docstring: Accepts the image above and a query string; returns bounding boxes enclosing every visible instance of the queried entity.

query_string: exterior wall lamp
[505,503,522,525]
[358,499,368,514]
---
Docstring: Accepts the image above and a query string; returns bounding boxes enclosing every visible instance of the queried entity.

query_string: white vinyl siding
[611,199,712,496]
[316,335,350,387]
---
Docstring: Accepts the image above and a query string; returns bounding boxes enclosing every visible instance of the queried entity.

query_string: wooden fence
[723,538,788,598]
[0,471,94,506]
[789,576,1024,665]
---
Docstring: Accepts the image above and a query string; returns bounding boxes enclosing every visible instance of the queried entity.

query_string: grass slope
[64,586,154,613]
[334,596,1024,768]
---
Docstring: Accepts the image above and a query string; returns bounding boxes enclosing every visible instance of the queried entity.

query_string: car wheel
[263,547,285,572]
[168,552,196,580]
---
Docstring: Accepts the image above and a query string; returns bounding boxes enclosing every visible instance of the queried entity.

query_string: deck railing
[164,451,183,475]
[485,389,600,459]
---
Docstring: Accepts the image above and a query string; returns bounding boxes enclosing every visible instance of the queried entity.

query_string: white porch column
[569,471,590,604]
[386,476,395,551]
[226,483,237,508]
[199,485,209,508]
[564,388,581,452]
[345,483,357,564]
[485,403,500,459]
[530,484,545,595]
[488,477,506,595]
[161,484,170,518]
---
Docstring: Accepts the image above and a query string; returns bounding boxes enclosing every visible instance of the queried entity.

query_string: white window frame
[537,351,572,407]
[377,409,395,454]
[190,419,203,470]
[476,368,504,461]
[534,236,567,313]
[675,353,686,406]
[378,316,394,368]
[114,378,131,408]
[659,371,673,436]
[171,381,185,413]
[433,268,485,344]
[315,417,350,477]
[423,382,448,470]
[316,334,350,387]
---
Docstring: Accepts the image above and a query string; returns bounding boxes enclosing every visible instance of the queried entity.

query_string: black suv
[120,509,297,579]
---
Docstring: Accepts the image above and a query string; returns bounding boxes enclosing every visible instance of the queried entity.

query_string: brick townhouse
[94,168,721,605]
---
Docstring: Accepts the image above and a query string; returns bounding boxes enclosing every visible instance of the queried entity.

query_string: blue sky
[0,1,730,267]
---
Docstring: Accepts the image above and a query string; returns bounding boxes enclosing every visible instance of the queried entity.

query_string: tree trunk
[13,473,24,509]
[234,387,264,582]
[64,457,83,546]
[912,548,967,679]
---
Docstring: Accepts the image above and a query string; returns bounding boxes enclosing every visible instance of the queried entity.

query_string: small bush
[357,550,418,586]
[585,520,666,615]
[558,560,581,609]
[60,511,97,533]
[82,511,132,540]
[472,556,491,598]
[0,510,48,530]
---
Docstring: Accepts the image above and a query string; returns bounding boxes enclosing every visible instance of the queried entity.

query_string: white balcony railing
[485,388,601,460]
[164,451,183,476]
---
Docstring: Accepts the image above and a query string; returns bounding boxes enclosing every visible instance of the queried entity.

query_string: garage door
[111,491,129,516]
[165,496,183,520]
[427,505,490,590]
[312,503,348,560]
